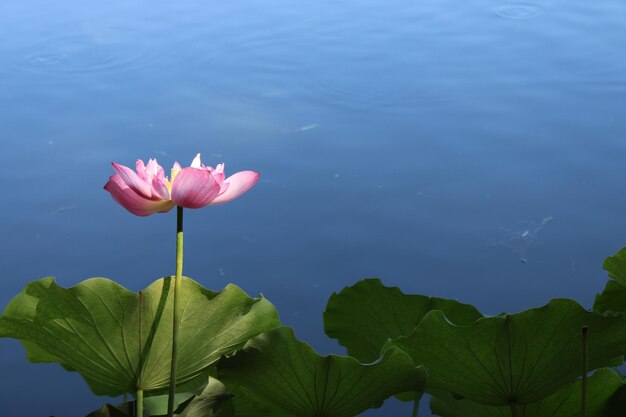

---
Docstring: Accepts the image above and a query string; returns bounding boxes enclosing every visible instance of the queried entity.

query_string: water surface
[1,0,626,415]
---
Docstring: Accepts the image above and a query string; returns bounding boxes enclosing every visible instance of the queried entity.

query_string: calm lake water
[1,0,626,415]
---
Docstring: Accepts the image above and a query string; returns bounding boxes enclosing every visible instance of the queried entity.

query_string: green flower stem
[136,388,144,417]
[167,206,184,417]
[581,325,588,417]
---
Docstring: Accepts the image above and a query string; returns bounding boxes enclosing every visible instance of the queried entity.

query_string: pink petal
[146,159,159,177]
[216,182,230,196]
[152,176,170,199]
[112,162,152,198]
[212,171,225,188]
[191,153,202,168]
[156,164,165,180]
[209,171,260,205]
[150,161,169,199]
[135,160,148,181]
[104,175,175,216]
[170,167,221,208]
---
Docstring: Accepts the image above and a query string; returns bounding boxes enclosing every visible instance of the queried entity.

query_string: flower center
[169,167,180,188]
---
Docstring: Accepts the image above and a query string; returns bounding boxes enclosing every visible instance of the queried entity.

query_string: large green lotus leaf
[226,383,290,417]
[603,247,626,286]
[87,378,234,417]
[594,280,626,315]
[594,247,626,315]
[87,402,135,417]
[429,368,626,417]
[0,276,280,396]
[385,299,626,406]
[170,377,234,417]
[324,278,483,362]
[143,392,195,416]
[218,327,426,417]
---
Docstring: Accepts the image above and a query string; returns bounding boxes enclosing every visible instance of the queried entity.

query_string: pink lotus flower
[104,154,260,216]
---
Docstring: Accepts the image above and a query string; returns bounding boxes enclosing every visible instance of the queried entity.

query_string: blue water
[1,0,626,415]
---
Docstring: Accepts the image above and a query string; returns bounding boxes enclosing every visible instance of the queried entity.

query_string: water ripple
[21,28,153,75]
[191,26,425,111]
[494,4,542,19]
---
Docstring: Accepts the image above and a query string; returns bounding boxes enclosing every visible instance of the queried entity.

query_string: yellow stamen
[170,167,180,185]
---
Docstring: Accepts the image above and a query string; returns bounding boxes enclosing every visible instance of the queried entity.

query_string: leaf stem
[167,206,184,417]
[136,388,143,417]
[581,325,588,417]
[510,404,519,417]
[411,392,419,417]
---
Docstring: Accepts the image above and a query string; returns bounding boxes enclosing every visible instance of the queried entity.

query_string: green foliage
[87,402,136,417]
[386,299,626,406]
[603,247,626,286]
[225,384,288,417]
[324,278,483,362]
[594,247,626,315]
[143,393,197,416]
[87,378,234,417]
[594,280,626,315]
[168,377,234,417]
[429,368,626,417]
[7,247,626,416]
[218,326,426,417]
[0,276,280,397]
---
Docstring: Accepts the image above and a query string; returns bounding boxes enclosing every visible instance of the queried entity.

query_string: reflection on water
[1,0,626,415]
